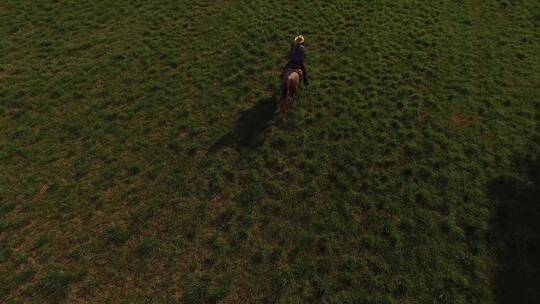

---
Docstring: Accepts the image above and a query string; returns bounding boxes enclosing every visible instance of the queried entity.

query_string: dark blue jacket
[288,44,306,64]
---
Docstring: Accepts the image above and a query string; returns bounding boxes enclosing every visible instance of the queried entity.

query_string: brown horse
[279,68,303,113]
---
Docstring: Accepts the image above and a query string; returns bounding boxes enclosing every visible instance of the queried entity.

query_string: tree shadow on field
[487,152,540,303]
[209,94,277,152]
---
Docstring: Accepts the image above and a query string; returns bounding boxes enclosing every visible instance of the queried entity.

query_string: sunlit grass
[1,0,539,303]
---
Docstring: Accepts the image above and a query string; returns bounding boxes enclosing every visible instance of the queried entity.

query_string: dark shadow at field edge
[209,94,277,153]
[487,150,540,303]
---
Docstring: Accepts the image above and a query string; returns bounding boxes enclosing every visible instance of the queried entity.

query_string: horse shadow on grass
[209,94,278,153]
[487,151,540,303]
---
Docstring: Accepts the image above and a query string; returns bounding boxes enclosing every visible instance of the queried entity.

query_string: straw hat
[294,35,305,44]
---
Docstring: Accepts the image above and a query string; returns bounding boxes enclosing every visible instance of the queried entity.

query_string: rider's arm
[300,63,308,85]
[287,44,295,60]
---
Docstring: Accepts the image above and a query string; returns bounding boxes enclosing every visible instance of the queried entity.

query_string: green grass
[1,0,539,303]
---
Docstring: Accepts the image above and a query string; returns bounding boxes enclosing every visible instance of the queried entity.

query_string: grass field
[1,1,540,303]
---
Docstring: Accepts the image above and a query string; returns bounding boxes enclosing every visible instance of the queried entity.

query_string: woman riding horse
[279,35,308,113]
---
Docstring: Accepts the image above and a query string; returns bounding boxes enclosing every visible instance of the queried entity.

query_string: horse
[279,68,303,113]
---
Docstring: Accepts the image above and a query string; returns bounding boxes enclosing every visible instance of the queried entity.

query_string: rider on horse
[282,35,308,86]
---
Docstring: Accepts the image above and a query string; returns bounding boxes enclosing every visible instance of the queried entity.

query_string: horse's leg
[281,78,294,113]
[279,81,288,113]
[284,90,291,113]
[287,77,298,111]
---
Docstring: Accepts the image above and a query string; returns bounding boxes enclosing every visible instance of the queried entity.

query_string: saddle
[283,68,303,80]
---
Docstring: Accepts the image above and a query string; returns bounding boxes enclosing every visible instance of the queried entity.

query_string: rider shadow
[209,94,277,153]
